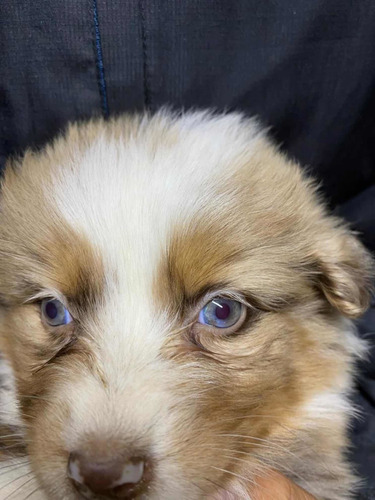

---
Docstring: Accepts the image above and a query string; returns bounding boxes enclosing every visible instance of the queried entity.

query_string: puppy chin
[0,110,372,500]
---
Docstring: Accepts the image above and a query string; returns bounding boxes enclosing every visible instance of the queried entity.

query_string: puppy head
[0,112,372,499]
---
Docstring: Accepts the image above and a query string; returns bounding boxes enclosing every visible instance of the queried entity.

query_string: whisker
[214,414,315,444]
[219,447,293,473]
[221,453,254,467]
[251,454,310,487]
[3,475,35,500]
[0,471,33,496]
[210,465,257,488]
[0,460,29,475]
[221,448,317,495]
[191,480,212,497]
[0,409,36,420]
[0,435,25,440]
[0,442,28,458]
[194,442,318,494]
[203,476,245,499]
[218,434,306,465]
[16,395,51,403]
[213,453,313,499]
[0,442,27,453]
[23,485,41,500]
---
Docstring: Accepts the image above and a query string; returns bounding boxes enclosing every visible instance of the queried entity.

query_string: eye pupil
[45,301,58,320]
[214,302,231,320]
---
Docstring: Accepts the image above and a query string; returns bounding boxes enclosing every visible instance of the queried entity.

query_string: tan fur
[0,111,372,500]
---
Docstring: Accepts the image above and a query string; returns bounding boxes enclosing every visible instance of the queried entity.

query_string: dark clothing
[0,1,374,497]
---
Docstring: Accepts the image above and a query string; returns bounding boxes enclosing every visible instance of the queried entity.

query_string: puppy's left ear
[314,225,373,318]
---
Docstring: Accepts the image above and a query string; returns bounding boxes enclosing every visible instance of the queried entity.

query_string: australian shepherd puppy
[0,111,372,500]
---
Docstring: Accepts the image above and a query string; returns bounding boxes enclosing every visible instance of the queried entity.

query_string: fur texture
[0,111,373,499]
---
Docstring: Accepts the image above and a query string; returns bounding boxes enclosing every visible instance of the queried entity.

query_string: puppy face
[0,112,372,500]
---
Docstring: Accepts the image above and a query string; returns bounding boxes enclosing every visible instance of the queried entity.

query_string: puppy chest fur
[0,111,372,500]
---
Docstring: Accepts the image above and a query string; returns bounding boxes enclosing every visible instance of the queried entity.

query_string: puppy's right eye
[198,297,246,332]
[41,299,72,326]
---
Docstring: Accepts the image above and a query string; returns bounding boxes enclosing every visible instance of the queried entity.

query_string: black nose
[68,452,147,498]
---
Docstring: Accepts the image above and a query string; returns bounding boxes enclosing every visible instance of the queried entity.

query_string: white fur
[301,390,355,422]
[0,356,23,431]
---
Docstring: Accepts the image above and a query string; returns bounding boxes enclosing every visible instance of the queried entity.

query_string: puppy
[0,111,372,500]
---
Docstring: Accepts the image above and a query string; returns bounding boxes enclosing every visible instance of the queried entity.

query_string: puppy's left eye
[41,299,72,326]
[198,298,246,330]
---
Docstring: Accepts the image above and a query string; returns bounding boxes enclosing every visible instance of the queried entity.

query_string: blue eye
[198,298,245,329]
[41,299,72,326]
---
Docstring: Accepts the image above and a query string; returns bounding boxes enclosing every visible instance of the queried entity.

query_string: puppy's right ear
[313,224,373,318]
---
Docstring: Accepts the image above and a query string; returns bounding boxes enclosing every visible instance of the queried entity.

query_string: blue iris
[198,298,243,328]
[41,298,72,326]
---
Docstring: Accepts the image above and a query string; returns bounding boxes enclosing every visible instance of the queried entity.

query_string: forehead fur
[1,112,320,291]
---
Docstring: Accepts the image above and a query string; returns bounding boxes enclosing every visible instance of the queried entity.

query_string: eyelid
[197,290,253,313]
[23,290,69,308]
[25,292,76,323]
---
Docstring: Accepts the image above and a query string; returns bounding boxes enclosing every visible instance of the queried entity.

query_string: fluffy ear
[314,226,373,318]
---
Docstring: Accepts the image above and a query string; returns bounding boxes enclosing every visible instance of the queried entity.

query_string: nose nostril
[68,453,146,496]
[114,460,144,487]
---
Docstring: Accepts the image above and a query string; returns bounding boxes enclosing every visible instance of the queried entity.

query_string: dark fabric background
[0,1,374,497]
